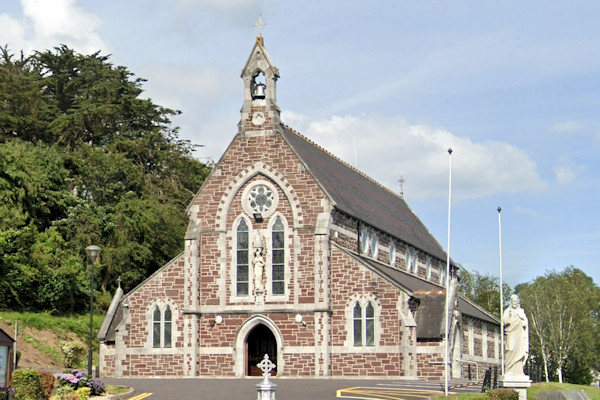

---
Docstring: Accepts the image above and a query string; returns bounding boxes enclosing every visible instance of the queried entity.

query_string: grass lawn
[430,382,600,400]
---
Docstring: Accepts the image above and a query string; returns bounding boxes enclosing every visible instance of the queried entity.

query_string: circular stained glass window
[248,185,274,213]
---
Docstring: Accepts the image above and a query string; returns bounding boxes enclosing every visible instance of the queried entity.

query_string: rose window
[248,185,274,214]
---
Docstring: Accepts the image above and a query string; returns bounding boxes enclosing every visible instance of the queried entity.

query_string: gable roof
[280,125,447,262]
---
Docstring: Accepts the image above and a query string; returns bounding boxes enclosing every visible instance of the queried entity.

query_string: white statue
[503,294,529,376]
[253,248,265,292]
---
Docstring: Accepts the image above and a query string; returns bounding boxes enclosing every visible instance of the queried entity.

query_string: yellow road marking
[126,393,153,400]
[337,386,444,400]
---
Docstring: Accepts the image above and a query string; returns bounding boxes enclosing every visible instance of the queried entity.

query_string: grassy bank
[0,311,103,370]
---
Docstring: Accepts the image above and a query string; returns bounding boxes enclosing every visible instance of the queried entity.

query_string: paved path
[102,377,483,400]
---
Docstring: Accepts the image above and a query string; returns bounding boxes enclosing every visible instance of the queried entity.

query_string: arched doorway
[246,324,277,376]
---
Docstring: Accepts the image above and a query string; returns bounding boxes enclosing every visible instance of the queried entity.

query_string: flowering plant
[56,371,105,396]
[0,385,16,400]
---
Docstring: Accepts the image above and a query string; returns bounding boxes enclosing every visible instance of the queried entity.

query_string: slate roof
[335,245,499,338]
[280,125,447,262]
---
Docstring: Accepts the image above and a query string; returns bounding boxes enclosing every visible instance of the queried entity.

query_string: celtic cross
[257,354,276,378]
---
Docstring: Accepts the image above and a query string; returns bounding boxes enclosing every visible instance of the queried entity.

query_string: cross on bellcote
[254,15,265,35]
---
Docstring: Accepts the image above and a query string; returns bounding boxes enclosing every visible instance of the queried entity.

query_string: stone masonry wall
[329,246,405,377]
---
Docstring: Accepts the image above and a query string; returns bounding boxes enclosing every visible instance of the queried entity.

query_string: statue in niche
[503,294,529,376]
[253,248,265,293]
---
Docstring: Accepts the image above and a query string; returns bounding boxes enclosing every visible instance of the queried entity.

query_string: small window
[353,301,376,347]
[426,258,432,280]
[152,305,172,348]
[236,219,249,296]
[353,303,362,346]
[163,306,172,348]
[152,306,161,348]
[365,302,375,346]
[389,242,396,266]
[360,226,370,255]
[371,232,378,259]
[271,216,285,295]
[440,264,447,285]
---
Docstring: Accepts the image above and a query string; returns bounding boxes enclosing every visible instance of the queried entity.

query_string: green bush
[12,369,45,400]
[487,388,519,400]
[50,385,73,400]
[60,341,85,368]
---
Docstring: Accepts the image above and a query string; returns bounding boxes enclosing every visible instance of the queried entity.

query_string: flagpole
[498,207,505,376]
[444,148,453,396]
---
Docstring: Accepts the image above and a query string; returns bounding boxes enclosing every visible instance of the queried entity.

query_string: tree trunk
[557,366,563,383]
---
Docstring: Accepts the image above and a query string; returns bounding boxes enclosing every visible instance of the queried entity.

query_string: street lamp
[85,245,101,378]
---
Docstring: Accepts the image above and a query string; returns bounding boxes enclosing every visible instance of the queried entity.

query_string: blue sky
[2,0,599,287]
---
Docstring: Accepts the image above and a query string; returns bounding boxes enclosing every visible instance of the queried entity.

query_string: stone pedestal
[255,290,265,306]
[499,375,531,400]
[256,379,278,400]
[255,354,277,400]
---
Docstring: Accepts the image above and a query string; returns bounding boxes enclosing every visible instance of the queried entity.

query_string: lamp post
[85,245,101,378]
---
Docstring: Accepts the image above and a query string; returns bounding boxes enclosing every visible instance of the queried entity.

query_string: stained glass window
[237,219,249,295]
[272,216,285,295]
[353,303,362,346]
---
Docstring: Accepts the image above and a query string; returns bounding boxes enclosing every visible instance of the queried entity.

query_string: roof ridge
[281,123,404,202]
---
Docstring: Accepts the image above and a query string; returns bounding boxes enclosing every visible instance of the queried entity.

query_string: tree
[517,267,600,383]
[458,267,512,318]
[0,45,211,312]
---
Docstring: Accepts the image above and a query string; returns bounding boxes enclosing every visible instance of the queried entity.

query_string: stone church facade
[98,35,501,379]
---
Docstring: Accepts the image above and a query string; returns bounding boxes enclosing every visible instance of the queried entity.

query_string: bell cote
[239,35,281,136]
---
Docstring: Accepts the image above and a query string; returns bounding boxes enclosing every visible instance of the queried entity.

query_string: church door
[246,324,277,376]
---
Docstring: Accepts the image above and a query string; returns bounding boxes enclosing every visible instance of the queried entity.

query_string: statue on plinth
[504,294,529,376]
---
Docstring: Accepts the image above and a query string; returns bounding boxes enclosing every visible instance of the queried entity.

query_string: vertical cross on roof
[254,15,265,35]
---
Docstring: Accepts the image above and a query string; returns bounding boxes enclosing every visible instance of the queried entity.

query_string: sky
[2,0,599,287]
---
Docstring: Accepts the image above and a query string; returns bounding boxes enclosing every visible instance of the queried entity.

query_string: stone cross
[254,15,265,35]
[257,354,276,378]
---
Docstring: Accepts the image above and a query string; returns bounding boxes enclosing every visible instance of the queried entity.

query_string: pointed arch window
[271,216,285,295]
[152,305,172,348]
[163,306,172,348]
[236,219,250,296]
[353,301,375,347]
[152,306,161,348]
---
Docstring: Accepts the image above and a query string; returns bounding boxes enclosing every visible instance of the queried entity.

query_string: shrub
[56,371,104,397]
[39,371,55,398]
[11,368,45,400]
[59,342,85,368]
[488,388,519,400]
[50,385,74,400]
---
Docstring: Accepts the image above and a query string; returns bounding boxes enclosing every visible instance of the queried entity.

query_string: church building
[98,35,501,379]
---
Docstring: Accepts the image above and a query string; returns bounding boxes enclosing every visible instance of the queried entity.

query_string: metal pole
[498,207,505,376]
[444,148,453,396]
[88,256,94,377]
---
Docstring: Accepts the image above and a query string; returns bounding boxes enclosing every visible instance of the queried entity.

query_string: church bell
[253,83,266,99]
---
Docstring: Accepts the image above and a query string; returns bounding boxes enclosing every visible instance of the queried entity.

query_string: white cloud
[281,113,547,201]
[2,0,106,55]
[551,120,586,134]
[553,156,585,185]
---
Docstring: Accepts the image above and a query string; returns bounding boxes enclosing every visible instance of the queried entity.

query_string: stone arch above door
[234,315,284,377]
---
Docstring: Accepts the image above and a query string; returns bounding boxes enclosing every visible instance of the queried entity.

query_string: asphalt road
[102,377,484,400]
